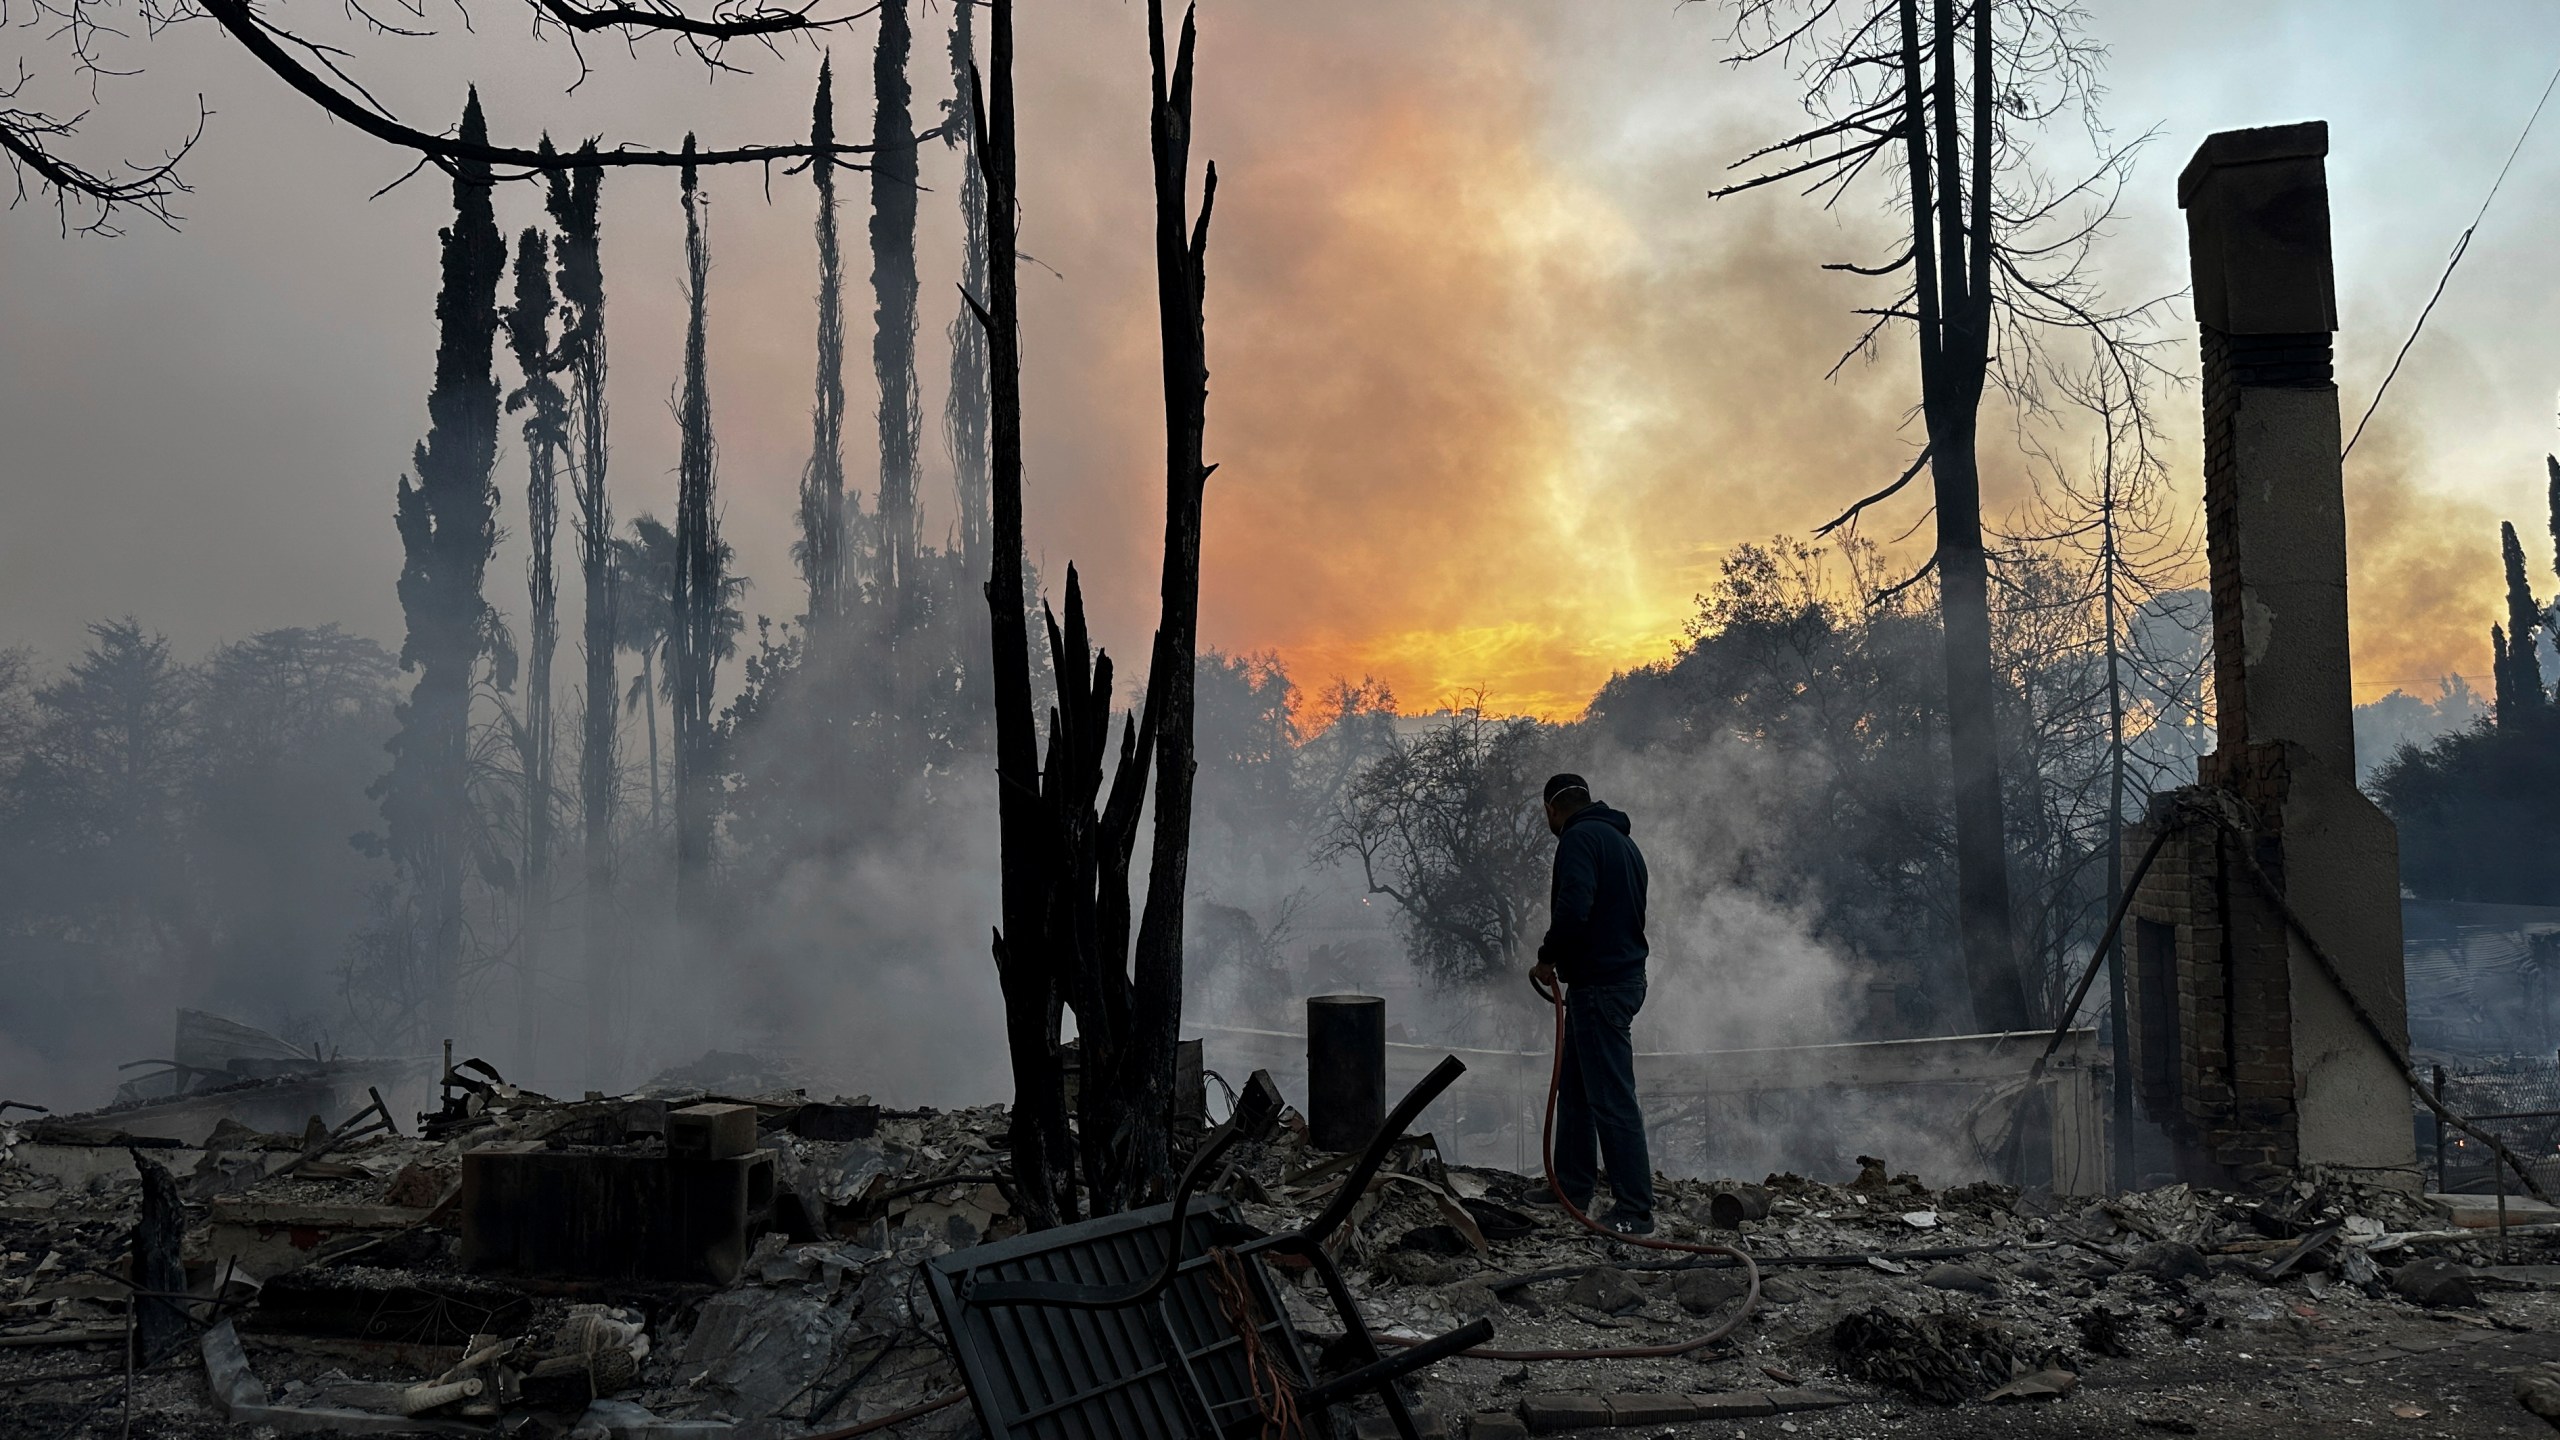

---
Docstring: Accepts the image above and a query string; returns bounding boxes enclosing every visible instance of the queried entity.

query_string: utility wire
[2342,56,2560,462]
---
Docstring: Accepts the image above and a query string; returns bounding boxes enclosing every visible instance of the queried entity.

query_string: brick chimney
[2119,123,2417,1190]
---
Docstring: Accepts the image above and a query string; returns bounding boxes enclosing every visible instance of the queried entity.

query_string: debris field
[8,1042,2560,1439]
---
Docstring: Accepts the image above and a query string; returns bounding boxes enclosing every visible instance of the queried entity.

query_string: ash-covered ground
[5,1055,2558,1439]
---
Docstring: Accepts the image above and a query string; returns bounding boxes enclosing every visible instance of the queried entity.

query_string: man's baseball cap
[1543,773,1590,804]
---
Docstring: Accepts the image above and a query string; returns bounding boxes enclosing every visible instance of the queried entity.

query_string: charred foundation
[2122,122,2418,1192]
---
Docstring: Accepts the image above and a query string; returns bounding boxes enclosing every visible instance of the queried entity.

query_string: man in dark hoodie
[1528,773,1655,1234]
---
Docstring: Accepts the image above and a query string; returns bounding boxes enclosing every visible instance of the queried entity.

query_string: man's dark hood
[1566,802,1632,838]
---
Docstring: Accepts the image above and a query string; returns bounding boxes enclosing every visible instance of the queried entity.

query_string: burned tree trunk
[800,61,850,626]
[545,145,619,1085]
[671,139,722,934]
[972,0,1219,1222]
[1039,569,1157,1213]
[131,1157,185,1360]
[971,0,1076,1230]
[1114,0,1217,1207]
[1902,0,2026,1032]
[378,89,505,1044]
[505,226,567,1068]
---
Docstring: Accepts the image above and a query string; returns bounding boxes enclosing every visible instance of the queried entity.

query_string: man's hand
[1530,961,1557,992]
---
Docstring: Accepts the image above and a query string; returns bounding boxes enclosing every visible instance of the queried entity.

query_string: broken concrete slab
[1599,1393,1698,1425]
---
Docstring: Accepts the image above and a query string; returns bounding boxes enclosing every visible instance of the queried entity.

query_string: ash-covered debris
[6,1044,2560,1438]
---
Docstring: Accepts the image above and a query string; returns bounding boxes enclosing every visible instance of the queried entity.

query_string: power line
[2341,55,2560,462]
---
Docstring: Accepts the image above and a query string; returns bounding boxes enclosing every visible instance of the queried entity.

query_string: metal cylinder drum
[1709,1185,1773,1230]
[1306,994,1387,1152]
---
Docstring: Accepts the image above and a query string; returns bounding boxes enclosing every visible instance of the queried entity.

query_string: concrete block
[1467,1415,1530,1440]
[1689,1392,1777,1419]
[1602,1394,1699,1425]
[1521,1394,1612,1433]
[668,1103,759,1159]
[1764,1388,1859,1412]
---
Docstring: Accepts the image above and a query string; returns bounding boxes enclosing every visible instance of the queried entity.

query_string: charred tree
[376,89,505,1043]
[671,139,723,932]
[1718,0,2168,1032]
[1038,569,1158,1213]
[2496,519,2545,725]
[943,0,992,577]
[800,61,851,626]
[1115,0,1217,1207]
[971,0,1217,1224]
[131,1157,186,1360]
[504,225,568,1068]
[872,0,923,625]
[970,0,1076,1230]
[546,143,619,1085]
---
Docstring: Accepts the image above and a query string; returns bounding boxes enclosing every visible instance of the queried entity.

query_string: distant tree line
[2373,460,2560,905]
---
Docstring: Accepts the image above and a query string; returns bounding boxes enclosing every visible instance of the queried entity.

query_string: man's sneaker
[1600,1209,1655,1237]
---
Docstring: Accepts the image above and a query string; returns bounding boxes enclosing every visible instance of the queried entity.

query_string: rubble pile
[7,1040,2560,1437]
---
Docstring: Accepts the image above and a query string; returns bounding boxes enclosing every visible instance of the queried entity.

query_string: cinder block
[458,1142,776,1282]
[1603,1394,1698,1425]
[1688,1391,1777,1418]
[669,1102,758,1159]
[1521,1394,1612,1433]
[1467,1415,1530,1440]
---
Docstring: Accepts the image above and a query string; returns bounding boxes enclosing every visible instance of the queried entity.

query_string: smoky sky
[6,2,2560,717]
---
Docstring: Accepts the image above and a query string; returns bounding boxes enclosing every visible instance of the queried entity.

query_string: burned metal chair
[927,1056,1490,1439]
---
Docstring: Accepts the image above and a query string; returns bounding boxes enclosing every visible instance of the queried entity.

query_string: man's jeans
[1554,978,1653,1219]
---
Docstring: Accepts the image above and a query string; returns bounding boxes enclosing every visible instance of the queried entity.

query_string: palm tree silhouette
[610,514,744,829]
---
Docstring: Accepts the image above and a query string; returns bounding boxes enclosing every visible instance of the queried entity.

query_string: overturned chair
[926,1056,1489,1440]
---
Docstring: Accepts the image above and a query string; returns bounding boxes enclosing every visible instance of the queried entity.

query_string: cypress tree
[2547,454,2560,587]
[378,89,505,1043]
[943,0,991,574]
[545,142,618,1085]
[672,139,723,930]
[2499,519,2546,723]
[504,225,567,1067]
[800,61,849,625]
[871,0,921,622]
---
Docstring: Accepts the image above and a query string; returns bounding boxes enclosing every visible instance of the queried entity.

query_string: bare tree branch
[1815,443,1931,537]
[0,66,199,233]
[198,0,881,175]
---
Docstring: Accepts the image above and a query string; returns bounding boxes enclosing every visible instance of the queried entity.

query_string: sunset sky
[7,3,2560,719]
